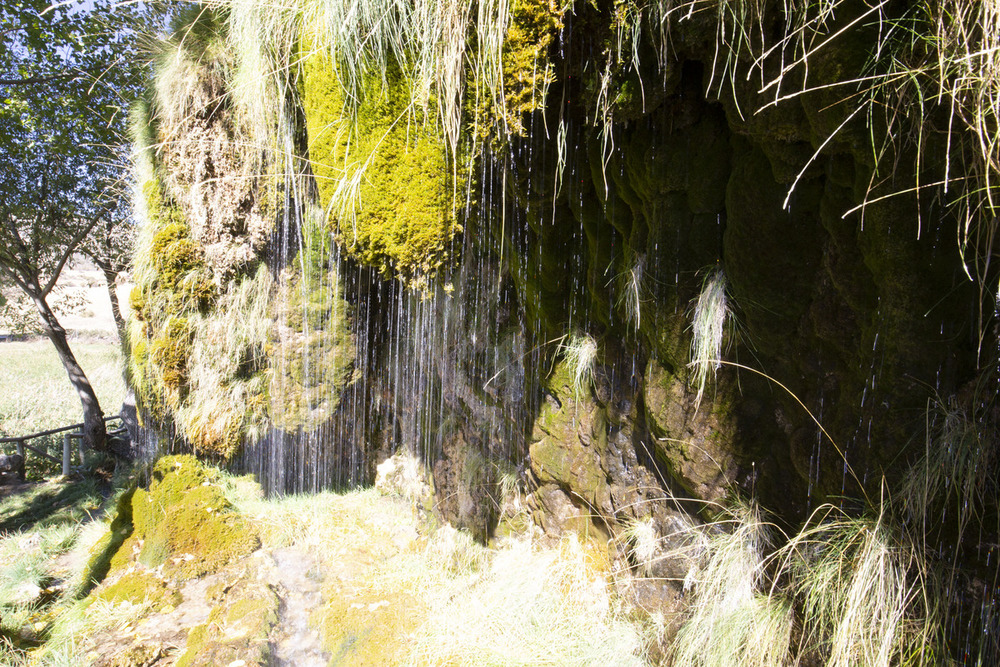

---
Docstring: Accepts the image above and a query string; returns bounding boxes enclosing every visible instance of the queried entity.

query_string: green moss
[302,48,460,286]
[109,456,260,580]
[269,242,357,431]
[77,488,136,597]
[527,359,611,510]
[131,176,215,425]
[149,316,193,404]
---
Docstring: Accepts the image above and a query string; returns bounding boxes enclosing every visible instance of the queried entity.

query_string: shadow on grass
[0,478,103,533]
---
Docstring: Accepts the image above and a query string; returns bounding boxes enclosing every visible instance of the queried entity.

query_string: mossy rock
[302,47,461,286]
[643,358,737,502]
[177,578,279,667]
[270,257,357,432]
[111,456,260,579]
[499,0,565,135]
[78,488,137,596]
[144,179,215,313]
[528,359,612,513]
[313,588,423,666]
[149,316,193,404]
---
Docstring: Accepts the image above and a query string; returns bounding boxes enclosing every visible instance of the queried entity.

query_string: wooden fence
[0,415,126,480]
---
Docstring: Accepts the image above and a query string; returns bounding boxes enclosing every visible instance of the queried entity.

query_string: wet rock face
[643,358,736,502]
[137,3,986,558]
[500,1,983,525]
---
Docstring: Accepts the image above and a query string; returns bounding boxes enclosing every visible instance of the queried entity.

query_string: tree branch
[0,63,110,88]
[41,208,108,297]
[0,260,33,295]
[0,72,81,86]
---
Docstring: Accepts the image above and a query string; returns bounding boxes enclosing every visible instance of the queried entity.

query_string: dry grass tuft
[560,333,598,398]
[689,268,728,410]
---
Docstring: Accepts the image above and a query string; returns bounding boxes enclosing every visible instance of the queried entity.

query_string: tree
[0,0,154,452]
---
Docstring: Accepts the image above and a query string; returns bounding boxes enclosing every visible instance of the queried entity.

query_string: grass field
[0,340,125,478]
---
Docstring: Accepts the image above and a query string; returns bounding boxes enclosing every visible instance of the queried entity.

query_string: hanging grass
[689,268,729,410]
[560,333,598,399]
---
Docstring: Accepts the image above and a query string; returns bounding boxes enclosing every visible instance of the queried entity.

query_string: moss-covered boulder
[643,357,737,502]
[529,359,612,512]
[107,455,260,580]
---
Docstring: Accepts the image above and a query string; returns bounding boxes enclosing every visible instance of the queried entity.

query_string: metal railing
[0,415,126,479]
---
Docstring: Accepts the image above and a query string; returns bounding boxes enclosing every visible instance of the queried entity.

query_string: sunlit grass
[670,498,946,667]
[0,340,125,477]
[0,479,119,665]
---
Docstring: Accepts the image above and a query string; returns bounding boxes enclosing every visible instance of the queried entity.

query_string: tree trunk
[32,293,107,453]
[97,261,126,348]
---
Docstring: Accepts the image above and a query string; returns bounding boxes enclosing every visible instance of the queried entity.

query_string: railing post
[63,433,72,476]
[16,439,26,481]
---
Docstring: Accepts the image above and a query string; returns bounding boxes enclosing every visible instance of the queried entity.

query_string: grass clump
[621,516,659,577]
[671,498,946,667]
[560,333,598,398]
[689,268,729,410]
[671,501,794,667]
[787,507,942,666]
[901,394,999,552]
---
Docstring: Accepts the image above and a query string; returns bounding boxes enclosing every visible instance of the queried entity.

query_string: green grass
[0,475,120,665]
[0,479,104,534]
[0,340,125,478]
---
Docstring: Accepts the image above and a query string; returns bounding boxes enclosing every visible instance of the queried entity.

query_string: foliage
[0,283,86,337]
[0,0,161,452]
[0,0,155,293]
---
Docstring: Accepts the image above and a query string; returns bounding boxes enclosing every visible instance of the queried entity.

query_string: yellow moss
[313,589,423,666]
[132,176,215,425]
[129,287,147,321]
[500,0,564,135]
[149,316,193,406]
[97,571,181,612]
[302,48,461,286]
